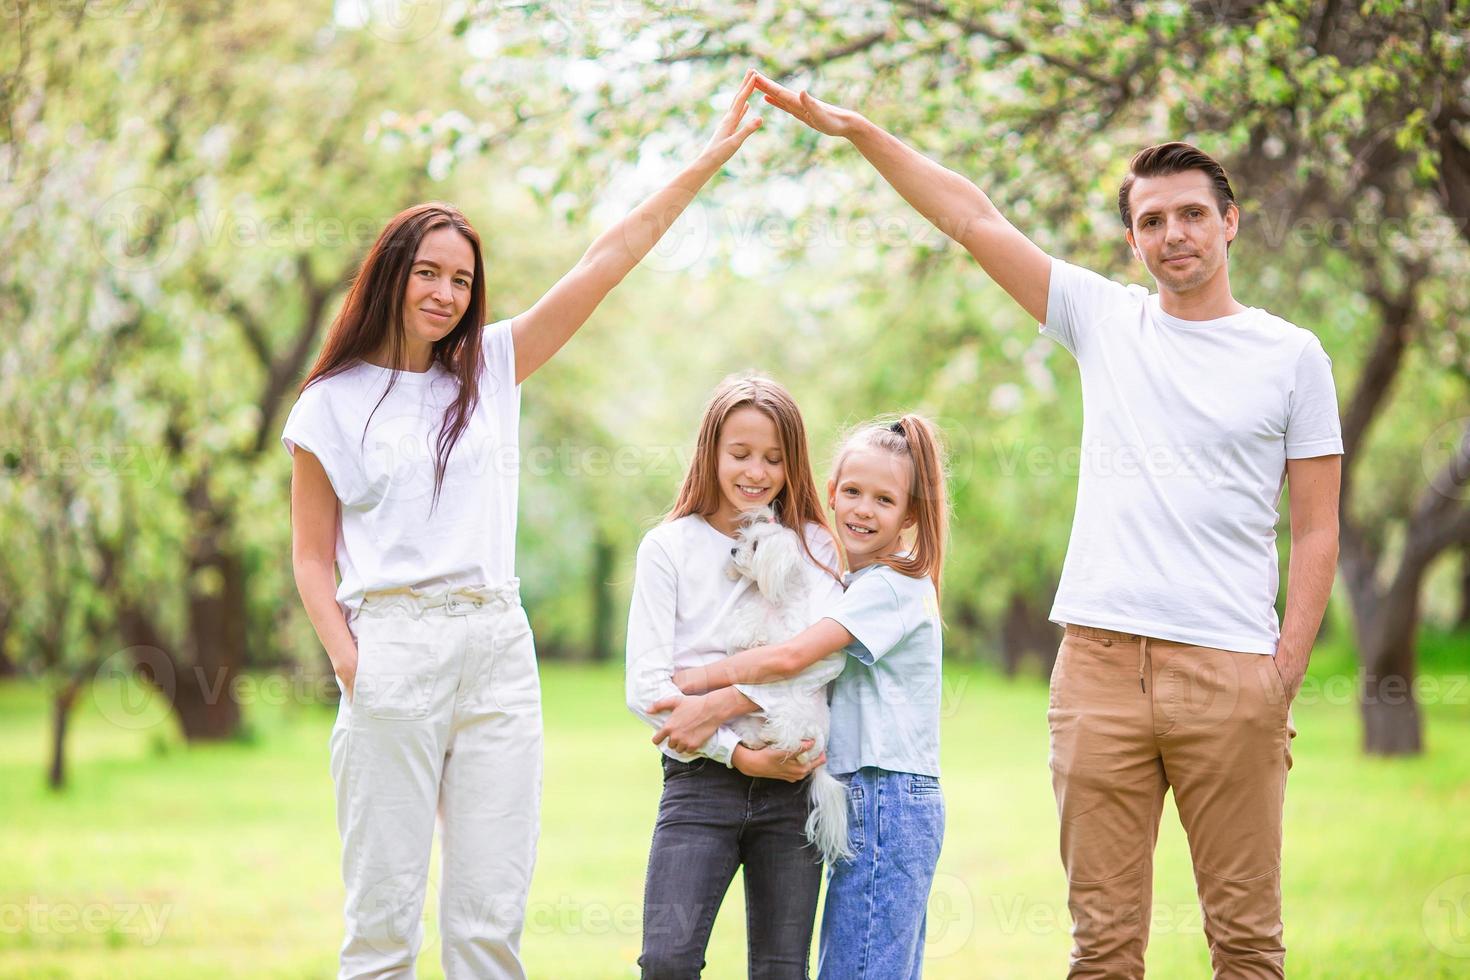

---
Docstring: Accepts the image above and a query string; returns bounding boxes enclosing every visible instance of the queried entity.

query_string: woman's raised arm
[509,70,763,384]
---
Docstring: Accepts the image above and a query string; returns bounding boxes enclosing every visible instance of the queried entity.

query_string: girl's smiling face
[829,448,914,569]
[712,406,787,531]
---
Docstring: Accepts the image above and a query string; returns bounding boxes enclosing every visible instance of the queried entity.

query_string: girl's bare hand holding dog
[733,742,825,782]
[649,694,725,753]
[671,667,702,695]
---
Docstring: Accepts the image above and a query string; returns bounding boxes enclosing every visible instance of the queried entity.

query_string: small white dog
[724,505,851,864]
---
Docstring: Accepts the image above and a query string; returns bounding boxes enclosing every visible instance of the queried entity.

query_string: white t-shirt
[1041,259,1343,654]
[280,320,520,621]
[625,514,845,766]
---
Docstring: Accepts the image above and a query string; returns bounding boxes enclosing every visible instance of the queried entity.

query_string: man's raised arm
[753,72,1052,324]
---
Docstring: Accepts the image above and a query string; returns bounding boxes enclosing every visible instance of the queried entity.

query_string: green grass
[2,654,1469,978]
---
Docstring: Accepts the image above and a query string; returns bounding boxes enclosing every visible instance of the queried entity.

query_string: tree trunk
[48,674,85,791]
[1347,565,1426,756]
[0,601,14,677]
[115,546,248,742]
[1458,542,1470,629]
[1000,592,1061,678]
[589,533,615,663]
[175,546,248,740]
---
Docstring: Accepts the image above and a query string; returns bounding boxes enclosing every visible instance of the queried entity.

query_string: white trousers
[331,582,542,980]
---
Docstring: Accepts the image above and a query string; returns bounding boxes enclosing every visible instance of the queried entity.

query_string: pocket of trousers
[662,756,708,781]
[490,606,540,712]
[907,774,941,797]
[354,637,437,720]
[846,781,866,854]
[1048,638,1071,710]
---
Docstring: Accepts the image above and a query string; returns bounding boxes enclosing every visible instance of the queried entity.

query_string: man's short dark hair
[1118,142,1237,230]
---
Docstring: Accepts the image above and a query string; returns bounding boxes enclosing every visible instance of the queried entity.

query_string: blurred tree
[0,0,496,745]
[470,0,1470,753]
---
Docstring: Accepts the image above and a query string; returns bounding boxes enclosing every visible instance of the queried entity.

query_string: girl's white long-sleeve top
[625,514,845,766]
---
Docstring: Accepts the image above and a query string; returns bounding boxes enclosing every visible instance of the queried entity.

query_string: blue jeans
[817,767,945,980]
[639,755,823,979]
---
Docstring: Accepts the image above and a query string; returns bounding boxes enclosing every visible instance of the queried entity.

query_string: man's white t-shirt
[1041,259,1343,655]
[280,320,520,622]
[625,515,845,766]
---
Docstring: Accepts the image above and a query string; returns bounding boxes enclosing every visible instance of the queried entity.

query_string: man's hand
[752,71,861,138]
[649,694,724,754]
[732,741,825,782]
[1272,649,1306,705]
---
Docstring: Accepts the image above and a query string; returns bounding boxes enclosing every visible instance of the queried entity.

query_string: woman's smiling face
[400,225,475,345]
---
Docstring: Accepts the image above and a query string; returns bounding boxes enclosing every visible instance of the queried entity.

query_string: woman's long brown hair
[667,375,840,582]
[295,202,487,514]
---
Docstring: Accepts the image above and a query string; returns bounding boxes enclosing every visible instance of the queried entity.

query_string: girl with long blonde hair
[662,413,951,979]
[624,374,845,977]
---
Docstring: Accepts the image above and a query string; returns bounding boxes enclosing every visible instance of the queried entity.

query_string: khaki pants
[1047,624,1297,979]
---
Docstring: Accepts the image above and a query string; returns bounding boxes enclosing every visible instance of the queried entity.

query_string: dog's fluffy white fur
[723,505,852,864]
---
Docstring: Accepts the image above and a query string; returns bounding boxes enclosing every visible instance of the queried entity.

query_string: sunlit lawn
[2,638,1469,978]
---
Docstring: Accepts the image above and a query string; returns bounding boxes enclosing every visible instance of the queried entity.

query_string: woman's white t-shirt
[625,515,845,766]
[280,320,520,621]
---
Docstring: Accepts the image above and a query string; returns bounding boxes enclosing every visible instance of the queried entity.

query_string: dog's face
[728,506,805,603]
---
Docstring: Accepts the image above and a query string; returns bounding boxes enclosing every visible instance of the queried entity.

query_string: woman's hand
[751,71,862,139]
[332,645,359,703]
[733,741,825,782]
[696,68,764,169]
[507,69,763,384]
[649,694,725,754]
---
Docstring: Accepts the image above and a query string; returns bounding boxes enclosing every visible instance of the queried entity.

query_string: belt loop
[1139,636,1149,694]
[445,593,481,616]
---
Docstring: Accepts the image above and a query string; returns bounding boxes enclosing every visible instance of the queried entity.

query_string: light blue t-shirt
[824,563,943,778]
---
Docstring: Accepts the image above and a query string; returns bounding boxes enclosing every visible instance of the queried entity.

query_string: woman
[282,72,764,979]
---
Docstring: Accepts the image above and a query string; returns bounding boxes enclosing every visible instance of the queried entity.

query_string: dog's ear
[756,531,804,603]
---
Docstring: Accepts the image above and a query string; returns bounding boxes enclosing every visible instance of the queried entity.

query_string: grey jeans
[639,755,823,979]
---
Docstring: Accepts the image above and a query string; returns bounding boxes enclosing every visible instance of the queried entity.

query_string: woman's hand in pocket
[332,645,359,703]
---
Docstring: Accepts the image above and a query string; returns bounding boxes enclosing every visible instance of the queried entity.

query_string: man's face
[1125,169,1238,295]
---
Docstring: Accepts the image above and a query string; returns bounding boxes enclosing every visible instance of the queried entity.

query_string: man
[752,72,1342,978]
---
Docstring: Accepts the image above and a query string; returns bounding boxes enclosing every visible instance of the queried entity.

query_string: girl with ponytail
[662,412,951,978]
